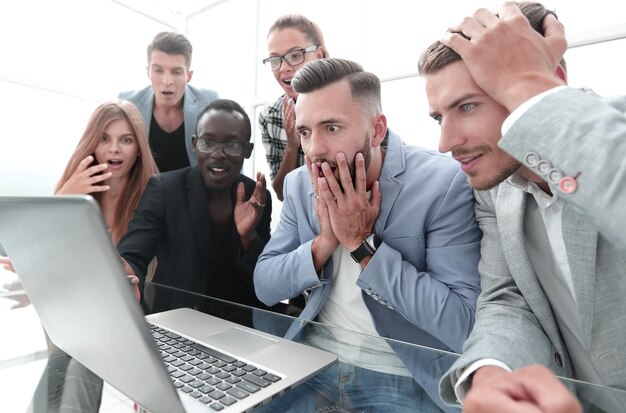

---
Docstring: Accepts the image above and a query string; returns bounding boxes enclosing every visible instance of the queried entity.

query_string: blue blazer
[254,130,481,379]
[119,84,218,167]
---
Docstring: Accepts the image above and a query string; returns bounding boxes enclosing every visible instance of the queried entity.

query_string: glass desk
[2,269,626,412]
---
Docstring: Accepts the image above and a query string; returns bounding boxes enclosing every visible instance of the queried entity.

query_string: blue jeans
[258,361,445,413]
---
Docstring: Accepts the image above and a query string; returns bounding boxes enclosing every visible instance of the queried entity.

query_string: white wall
[2,0,625,199]
[0,0,169,195]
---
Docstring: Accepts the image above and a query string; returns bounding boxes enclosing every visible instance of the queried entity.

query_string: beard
[347,133,372,184]
[466,158,521,191]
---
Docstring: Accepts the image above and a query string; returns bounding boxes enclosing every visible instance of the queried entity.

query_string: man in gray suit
[420,1,626,412]
[119,32,218,172]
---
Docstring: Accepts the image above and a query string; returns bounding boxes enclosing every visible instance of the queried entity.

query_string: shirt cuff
[453,358,512,404]
[501,86,568,135]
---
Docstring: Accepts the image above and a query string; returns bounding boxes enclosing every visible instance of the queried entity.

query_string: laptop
[0,195,337,413]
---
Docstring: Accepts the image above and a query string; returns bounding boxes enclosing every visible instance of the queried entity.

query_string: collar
[379,128,406,180]
[506,173,559,208]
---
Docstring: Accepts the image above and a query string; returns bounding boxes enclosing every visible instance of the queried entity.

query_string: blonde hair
[55,100,158,243]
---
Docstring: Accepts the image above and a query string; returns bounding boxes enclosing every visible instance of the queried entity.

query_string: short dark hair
[196,99,252,141]
[418,1,565,75]
[147,32,193,69]
[292,58,381,116]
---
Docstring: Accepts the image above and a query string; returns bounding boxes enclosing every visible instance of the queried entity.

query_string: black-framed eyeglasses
[262,45,319,71]
[193,137,245,156]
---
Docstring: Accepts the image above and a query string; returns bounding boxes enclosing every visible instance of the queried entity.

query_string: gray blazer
[119,84,218,167]
[440,88,626,404]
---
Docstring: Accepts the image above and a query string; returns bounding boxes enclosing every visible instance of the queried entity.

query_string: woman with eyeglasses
[260,14,328,202]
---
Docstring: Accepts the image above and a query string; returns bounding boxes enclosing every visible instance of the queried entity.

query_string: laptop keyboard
[149,323,282,411]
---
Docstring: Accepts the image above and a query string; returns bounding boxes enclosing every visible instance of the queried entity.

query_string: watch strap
[350,234,377,263]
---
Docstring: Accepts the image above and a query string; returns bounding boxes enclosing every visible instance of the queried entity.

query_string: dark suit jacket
[117,166,271,314]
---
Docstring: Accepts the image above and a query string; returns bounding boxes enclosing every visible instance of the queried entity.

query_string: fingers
[441,31,470,56]
[543,14,568,58]
[127,275,141,303]
[250,181,266,208]
[283,96,298,143]
[80,156,112,181]
[464,387,543,413]
[466,365,581,413]
[87,167,112,192]
[255,172,267,205]
[449,14,487,39]
[445,7,499,48]
[369,181,382,214]
[247,174,267,208]
[0,256,16,273]
[305,155,321,198]
[334,153,355,198]
[496,1,523,20]
[236,181,245,206]
[256,171,266,190]
[318,176,337,207]
[58,156,111,195]
[473,7,501,26]
[353,153,367,195]
[543,14,566,40]
[121,258,134,275]
[515,366,582,413]
[86,163,110,179]
[88,184,111,193]
[321,163,343,198]
[78,155,95,171]
[283,96,296,120]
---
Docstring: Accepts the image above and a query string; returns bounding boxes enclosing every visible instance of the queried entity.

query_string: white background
[1,0,625,201]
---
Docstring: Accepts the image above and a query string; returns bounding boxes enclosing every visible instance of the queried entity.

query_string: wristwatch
[350,234,377,263]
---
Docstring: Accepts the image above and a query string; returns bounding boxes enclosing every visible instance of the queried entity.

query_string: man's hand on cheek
[319,152,380,251]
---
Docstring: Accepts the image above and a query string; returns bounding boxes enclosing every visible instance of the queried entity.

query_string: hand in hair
[442,2,567,112]
[56,155,112,195]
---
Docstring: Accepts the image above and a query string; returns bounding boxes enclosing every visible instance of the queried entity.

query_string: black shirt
[149,116,190,172]
[206,215,259,307]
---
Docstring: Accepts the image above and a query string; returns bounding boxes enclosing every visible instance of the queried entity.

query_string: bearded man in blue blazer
[254,58,481,412]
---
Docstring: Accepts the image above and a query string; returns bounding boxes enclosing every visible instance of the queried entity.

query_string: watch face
[364,234,376,250]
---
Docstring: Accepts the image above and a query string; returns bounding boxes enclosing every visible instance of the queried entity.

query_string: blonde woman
[55,100,158,242]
